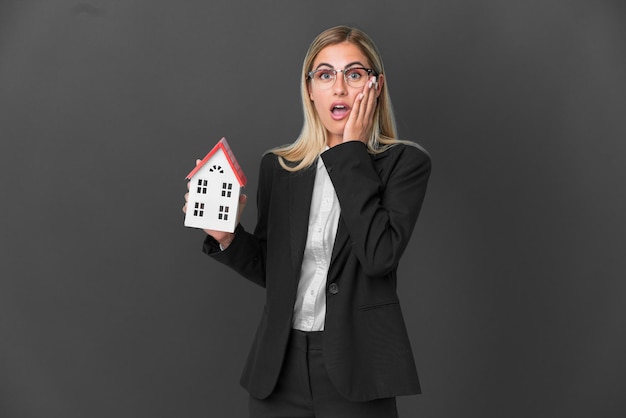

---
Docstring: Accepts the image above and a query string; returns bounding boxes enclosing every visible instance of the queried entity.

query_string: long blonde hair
[272,25,406,171]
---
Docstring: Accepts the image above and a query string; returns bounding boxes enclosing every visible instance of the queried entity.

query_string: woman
[184,25,431,418]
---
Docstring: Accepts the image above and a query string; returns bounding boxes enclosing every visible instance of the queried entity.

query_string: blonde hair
[271,25,408,171]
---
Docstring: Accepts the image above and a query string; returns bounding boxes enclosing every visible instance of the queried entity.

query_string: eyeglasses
[307,67,376,89]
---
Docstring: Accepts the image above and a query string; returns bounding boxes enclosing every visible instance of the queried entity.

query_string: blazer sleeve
[201,153,275,288]
[321,141,431,277]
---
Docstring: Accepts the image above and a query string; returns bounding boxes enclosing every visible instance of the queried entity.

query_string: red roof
[185,137,247,186]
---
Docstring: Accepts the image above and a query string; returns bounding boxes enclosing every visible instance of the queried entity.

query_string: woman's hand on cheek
[342,76,378,144]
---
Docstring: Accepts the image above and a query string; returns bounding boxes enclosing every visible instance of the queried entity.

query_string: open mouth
[331,104,349,118]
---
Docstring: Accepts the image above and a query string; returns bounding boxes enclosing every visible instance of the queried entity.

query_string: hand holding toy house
[184,137,247,233]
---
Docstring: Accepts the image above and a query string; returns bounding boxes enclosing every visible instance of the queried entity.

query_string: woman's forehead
[312,42,370,68]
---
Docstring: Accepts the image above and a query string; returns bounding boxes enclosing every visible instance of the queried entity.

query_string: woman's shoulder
[261,146,315,173]
[377,141,431,166]
[258,149,301,179]
[260,149,282,169]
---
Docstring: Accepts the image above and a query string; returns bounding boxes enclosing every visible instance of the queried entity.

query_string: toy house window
[221,182,233,198]
[210,165,224,174]
[193,202,205,217]
[218,205,229,221]
[197,179,208,194]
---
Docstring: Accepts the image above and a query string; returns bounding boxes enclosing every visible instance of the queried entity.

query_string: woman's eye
[346,69,363,80]
[317,70,333,81]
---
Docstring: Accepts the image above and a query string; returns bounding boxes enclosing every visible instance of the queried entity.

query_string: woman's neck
[326,134,342,148]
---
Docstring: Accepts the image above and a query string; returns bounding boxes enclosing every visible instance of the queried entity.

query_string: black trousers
[249,330,398,418]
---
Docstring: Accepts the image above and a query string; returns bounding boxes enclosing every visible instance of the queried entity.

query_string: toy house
[184,137,247,233]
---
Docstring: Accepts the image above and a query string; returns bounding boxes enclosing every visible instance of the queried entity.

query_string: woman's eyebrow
[314,62,334,70]
[313,61,366,70]
[344,61,366,68]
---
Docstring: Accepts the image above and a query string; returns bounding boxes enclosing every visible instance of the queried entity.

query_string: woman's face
[308,42,379,146]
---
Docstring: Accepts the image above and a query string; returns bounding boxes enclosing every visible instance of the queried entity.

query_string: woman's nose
[333,74,348,95]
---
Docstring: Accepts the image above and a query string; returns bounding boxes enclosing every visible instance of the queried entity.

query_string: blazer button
[328,283,339,295]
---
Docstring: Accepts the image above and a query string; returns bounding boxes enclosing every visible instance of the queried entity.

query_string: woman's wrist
[218,233,235,250]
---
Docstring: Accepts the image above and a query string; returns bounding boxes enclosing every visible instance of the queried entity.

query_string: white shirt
[292,154,341,331]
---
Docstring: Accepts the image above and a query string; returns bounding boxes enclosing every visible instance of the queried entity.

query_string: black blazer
[204,140,431,401]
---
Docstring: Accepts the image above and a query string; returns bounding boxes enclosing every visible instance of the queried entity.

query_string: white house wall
[184,149,241,232]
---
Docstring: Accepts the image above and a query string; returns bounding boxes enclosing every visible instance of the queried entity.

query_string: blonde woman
[184,25,431,418]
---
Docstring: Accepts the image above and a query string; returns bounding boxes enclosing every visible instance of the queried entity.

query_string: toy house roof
[185,137,247,186]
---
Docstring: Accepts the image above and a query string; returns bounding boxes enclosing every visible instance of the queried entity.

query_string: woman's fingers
[361,77,377,121]
[182,191,189,213]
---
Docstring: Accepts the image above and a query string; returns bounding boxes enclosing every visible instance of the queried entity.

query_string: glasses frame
[306,67,377,89]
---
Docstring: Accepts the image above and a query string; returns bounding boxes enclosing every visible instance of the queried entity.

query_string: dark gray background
[1,1,625,417]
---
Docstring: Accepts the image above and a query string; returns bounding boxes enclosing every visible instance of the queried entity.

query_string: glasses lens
[345,68,368,88]
[312,69,335,89]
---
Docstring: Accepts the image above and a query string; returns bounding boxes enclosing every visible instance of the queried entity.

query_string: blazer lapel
[330,217,349,263]
[326,216,349,283]
[288,166,316,274]
[328,150,382,279]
